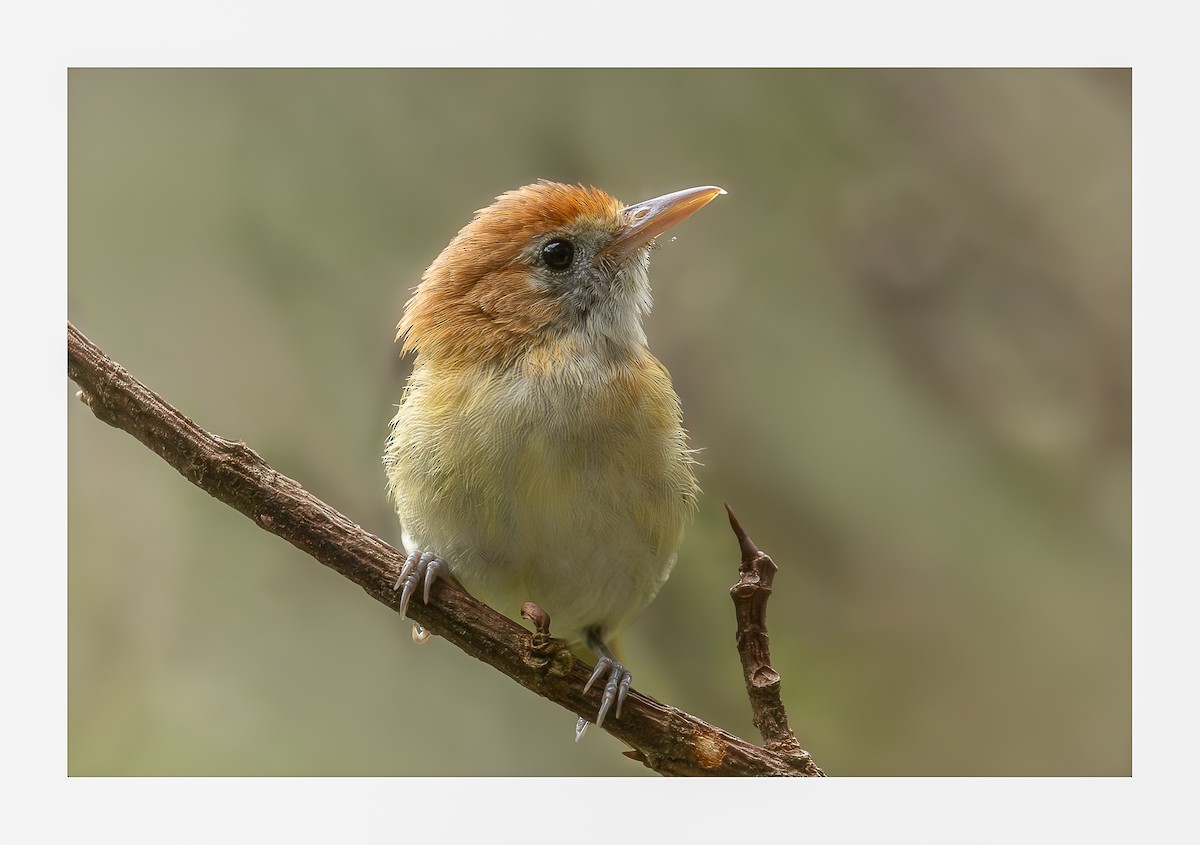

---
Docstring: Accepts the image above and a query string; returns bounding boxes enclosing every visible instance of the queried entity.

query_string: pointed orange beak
[605,185,726,259]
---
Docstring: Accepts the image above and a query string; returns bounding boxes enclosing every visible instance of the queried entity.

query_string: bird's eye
[541,239,575,270]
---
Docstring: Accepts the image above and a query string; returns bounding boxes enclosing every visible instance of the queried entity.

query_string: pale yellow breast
[384,348,697,645]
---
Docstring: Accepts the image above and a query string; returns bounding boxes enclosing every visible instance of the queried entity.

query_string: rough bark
[68,321,823,776]
[728,505,824,775]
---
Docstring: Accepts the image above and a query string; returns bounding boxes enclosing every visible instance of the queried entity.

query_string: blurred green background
[67,69,1130,776]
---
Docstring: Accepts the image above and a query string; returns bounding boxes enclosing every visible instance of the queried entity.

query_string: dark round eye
[541,239,575,270]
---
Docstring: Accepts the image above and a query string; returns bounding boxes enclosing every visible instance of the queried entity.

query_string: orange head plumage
[398,180,724,368]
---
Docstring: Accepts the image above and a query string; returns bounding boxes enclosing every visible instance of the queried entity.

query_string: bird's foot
[520,602,575,678]
[575,653,632,742]
[392,550,448,619]
[575,633,633,741]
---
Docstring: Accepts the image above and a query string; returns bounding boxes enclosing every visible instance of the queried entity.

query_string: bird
[383,180,723,738]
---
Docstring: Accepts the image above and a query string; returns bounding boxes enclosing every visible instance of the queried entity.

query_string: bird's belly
[385,369,691,646]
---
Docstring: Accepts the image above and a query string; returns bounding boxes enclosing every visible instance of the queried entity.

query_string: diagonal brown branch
[67,320,823,776]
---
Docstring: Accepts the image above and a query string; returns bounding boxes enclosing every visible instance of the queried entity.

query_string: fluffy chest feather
[384,349,697,644]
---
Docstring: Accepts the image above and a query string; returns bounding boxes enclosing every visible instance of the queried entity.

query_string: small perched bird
[384,180,723,737]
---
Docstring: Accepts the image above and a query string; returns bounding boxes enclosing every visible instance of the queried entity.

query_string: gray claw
[582,654,632,728]
[393,550,419,592]
[419,551,443,603]
[393,549,446,619]
[616,671,632,719]
[398,579,416,618]
[583,656,611,695]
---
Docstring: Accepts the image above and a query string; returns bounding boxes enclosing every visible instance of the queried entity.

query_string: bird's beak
[605,185,726,260]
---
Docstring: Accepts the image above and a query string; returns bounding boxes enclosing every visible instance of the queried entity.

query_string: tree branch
[727,505,825,775]
[67,321,823,776]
